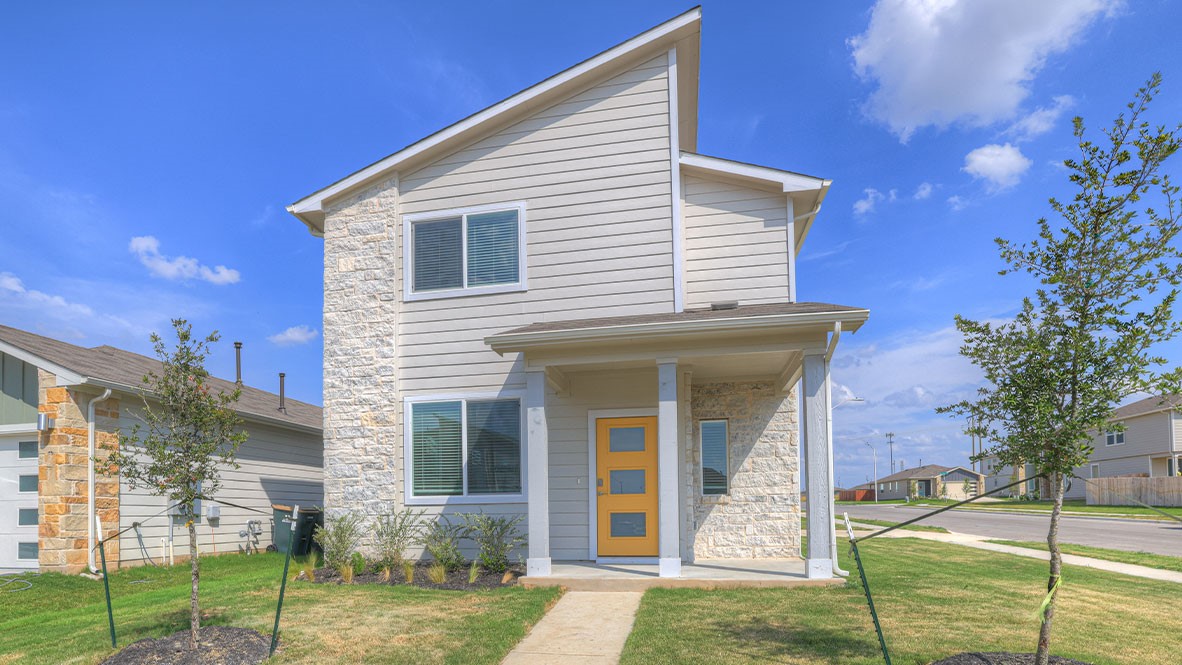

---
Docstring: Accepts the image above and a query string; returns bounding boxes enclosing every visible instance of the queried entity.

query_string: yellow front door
[595,416,658,557]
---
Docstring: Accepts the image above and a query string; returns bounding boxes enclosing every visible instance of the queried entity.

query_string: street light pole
[865,441,878,504]
[886,432,895,473]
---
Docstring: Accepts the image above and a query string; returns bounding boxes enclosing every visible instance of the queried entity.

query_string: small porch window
[408,396,523,502]
[700,420,729,495]
[405,203,527,301]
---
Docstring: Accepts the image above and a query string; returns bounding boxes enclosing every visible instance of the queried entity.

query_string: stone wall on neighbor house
[37,370,121,573]
[687,381,800,560]
[320,176,402,523]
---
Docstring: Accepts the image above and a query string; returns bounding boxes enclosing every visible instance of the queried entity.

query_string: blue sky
[1,2,1180,486]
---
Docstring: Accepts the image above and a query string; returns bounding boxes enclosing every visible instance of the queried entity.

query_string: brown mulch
[932,654,1093,665]
[100,626,271,665]
[309,563,522,590]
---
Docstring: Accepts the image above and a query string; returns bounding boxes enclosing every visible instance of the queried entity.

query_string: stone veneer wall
[321,176,402,525]
[37,370,122,573]
[687,381,800,559]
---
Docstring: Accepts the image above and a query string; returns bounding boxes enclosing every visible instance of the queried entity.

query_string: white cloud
[0,271,94,319]
[853,188,885,215]
[0,271,150,341]
[129,236,241,285]
[849,0,1118,141]
[268,325,319,346]
[963,143,1033,191]
[1004,95,1076,142]
[947,195,968,211]
[913,182,933,200]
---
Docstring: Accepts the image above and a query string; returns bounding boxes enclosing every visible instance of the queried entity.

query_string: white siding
[682,175,790,309]
[395,54,675,397]
[118,413,323,565]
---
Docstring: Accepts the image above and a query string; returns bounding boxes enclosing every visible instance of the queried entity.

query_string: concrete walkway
[502,591,642,665]
[849,522,1182,583]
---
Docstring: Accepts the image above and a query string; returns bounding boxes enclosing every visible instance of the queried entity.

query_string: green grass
[0,553,561,665]
[987,539,1182,574]
[839,517,950,533]
[912,498,1182,520]
[621,538,1179,665]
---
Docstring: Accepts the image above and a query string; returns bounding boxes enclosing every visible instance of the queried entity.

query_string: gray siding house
[0,324,322,573]
[872,465,983,501]
[288,9,867,580]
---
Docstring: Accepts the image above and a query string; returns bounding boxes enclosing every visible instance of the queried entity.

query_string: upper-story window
[403,202,527,301]
[1105,429,1125,446]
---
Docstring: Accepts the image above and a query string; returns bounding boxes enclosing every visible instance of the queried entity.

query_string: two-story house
[982,394,1182,499]
[288,8,868,580]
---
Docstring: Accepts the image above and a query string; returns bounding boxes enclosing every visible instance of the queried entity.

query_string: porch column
[802,351,834,579]
[657,359,682,577]
[525,369,551,576]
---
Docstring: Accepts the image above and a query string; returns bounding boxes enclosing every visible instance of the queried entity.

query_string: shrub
[468,560,481,584]
[402,560,416,584]
[313,512,365,573]
[422,519,466,571]
[426,562,447,584]
[373,508,425,573]
[350,551,367,577]
[461,513,526,574]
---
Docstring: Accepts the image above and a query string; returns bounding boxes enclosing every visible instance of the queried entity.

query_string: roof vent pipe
[278,373,286,413]
[234,342,243,386]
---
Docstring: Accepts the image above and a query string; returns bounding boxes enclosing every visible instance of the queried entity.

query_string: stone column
[657,359,681,577]
[802,352,833,579]
[525,369,551,576]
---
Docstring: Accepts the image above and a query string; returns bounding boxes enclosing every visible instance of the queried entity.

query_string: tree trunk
[188,514,200,650]
[1035,472,1065,665]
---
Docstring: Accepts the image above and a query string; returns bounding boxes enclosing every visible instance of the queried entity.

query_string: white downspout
[823,323,848,577]
[87,388,112,573]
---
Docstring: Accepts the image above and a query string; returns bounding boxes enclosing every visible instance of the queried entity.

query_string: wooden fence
[837,488,876,502]
[1085,477,1182,507]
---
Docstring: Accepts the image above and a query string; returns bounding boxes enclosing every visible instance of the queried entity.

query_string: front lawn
[912,498,1182,520]
[0,553,560,665]
[621,538,1180,665]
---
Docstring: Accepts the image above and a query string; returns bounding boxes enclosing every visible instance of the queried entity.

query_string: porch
[486,302,869,580]
[518,558,844,591]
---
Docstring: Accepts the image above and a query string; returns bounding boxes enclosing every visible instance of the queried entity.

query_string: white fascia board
[287,8,703,235]
[486,309,870,354]
[679,152,827,193]
[0,340,85,385]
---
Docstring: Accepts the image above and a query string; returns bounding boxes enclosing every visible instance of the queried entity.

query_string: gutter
[87,388,112,574]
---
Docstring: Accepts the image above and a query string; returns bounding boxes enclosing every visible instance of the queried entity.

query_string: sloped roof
[874,464,966,484]
[1111,394,1182,421]
[289,7,703,234]
[0,324,321,432]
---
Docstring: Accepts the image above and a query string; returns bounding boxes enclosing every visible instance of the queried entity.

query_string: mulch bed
[932,654,1093,665]
[308,563,522,590]
[100,626,271,665]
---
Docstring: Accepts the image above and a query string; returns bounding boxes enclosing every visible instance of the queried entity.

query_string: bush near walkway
[621,538,1180,665]
[0,552,560,665]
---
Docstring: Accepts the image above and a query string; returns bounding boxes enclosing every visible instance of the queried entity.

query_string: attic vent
[710,301,739,311]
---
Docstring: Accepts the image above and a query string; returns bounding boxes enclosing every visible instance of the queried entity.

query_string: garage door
[0,433,39,571]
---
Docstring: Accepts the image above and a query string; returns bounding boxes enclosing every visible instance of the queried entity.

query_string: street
[840,503,1182,557]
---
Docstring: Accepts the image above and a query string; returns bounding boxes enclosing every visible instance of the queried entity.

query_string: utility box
[271,504,322,556]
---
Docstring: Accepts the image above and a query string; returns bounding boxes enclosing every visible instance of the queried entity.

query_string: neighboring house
[981,457,1039,498]
[287,9,868,580]
[980,394,1182,499]
[871,465,983,501]
[0,324,323,573]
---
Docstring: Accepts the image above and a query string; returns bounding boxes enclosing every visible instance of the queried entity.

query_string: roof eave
[287,8,703,236]
[485,308,869,354]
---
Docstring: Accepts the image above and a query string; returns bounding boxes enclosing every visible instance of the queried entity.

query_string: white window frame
[1105,429,1125,446]
[402,201,528,302]
[1090,463,1100,479]
[402,390,528,506]
[698,419,729,496]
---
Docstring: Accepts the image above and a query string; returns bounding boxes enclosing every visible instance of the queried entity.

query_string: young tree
[104,320,248,650]
[941,74,1181,665]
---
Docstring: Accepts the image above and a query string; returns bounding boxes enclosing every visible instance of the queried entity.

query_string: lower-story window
[699,420,729,495]
[408,395,523,501]
[18,542,37,560]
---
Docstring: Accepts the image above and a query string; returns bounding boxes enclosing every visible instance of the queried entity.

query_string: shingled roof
[0,324,320,432]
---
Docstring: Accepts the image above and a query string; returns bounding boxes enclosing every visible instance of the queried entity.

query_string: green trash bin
[272,504,322,556]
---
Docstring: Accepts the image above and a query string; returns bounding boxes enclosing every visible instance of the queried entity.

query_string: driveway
[839,503,1182,557]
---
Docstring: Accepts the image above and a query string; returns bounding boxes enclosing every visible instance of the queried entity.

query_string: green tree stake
[850,539,891,665]
[270,505,298,657]
[98,538,116,649]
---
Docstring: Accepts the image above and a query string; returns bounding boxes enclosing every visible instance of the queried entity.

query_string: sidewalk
[848,522,1182,584]
[501,591,642,665]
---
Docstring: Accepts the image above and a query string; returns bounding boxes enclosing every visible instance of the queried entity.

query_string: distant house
[872,464,983,501]
[0,324,323,573]
[981,394,1182,499]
